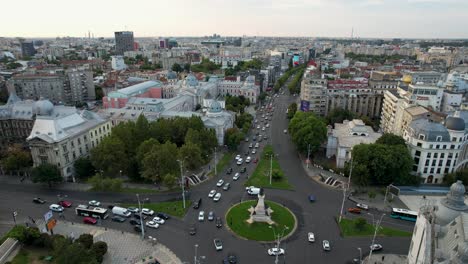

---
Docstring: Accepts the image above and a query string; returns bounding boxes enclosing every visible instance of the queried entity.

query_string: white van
[112,206,131,217]
[246,186,261,195]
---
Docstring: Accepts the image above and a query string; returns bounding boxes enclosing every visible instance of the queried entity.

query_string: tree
[141,141,179,182]
[179,142,203,170]
[235,112,253,130]
[444,168,468,186]
[224,128,244,150]
[31,163,62,187]
[87,175,123,192]
[163,173,177,189]
[271,169,283,181]
[74,157,95,179]
[90,136,128,177]
[183,63,191,72]
[0,145,32,175]
[76,234,94,249]
[376,133,406,146]
[368,190,377,199]
[55,242,98,264]
[288,111,327,154]
[326,108,355,126]
[258,92,267,102]
[287,103,297,119]
[91,241,108,262]
[172,63,183,73]
[354,218,367,231]
[134,115,151,145]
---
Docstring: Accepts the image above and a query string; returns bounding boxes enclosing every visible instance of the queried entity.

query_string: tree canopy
[326,108,355,126]
[288,111,327,154]
[31,163,62,187]
[376,133,406,146]
[287,103,297,119]
[191,58,221,73]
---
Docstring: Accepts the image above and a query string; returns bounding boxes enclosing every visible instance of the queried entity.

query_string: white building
[111,55,127,71]
[445,71,468,93]
[326,119,382,168]
[441,91,463,112]
[27,99,111,181]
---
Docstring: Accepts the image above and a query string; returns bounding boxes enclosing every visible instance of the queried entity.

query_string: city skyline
[2,0,468,39]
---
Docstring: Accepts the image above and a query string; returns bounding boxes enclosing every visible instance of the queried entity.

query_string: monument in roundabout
[247,188,275,225]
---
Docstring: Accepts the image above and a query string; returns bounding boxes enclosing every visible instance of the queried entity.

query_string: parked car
[198,211,205,221]
[226,168,233,174]
[370,244,383,251]
[213,193,222,202]
[127,207,139,213]
[356,203,369,210]
[308,232,315,242]
[33,198,46,204]
[193,198,202,209]
[233,173,240,181]
[88,200,101,207]
[245,137,249,142]
[152,217,165,224]
[156,212,170,220]
[322,240,331,251]
[209,189,216,198]
[283,129,287,134]
[251,149,257,154]
[133,213,147,220]
[58,200,72,208]
[223,183,231,191]
[216,217,223,228]
[129,219,141,226]
[214,239,223,251]
[240,167,247,173]
[134,225,142,232]
[348,208,362,214]
[236,159,243,165]
[208,211,215,221]
[141,208,155,216]
[145,221,159,229]
[189,225,197,235]
[267,248,285,256]
[235,155,241,160]
[83,217,97,225]
[49,204,64,212]
[111,216,126,222]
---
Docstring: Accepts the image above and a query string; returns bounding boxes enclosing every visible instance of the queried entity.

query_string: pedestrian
[382,256,385,261]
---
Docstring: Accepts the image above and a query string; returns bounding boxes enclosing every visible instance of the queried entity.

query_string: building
[403,71,445,85]
[326,119,382,168]
[111,55,127,71]
[114,31,134,55]
[0,94,35,150]
[27,99,111,181]
[408,181,468,264]
[20,42,35,58]
[66,68,95,103]
[403,115,467,184]
[103,81,163,108]
[445,71,468,93]
[441,91,463,112]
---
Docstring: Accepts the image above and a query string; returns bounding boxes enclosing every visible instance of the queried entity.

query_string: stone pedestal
[247,190,274,225]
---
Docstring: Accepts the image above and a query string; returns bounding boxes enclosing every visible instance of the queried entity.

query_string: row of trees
[191,58,221,73]
[288,111,328,155]
[225,95,250,113]
[0,144,32,176]
[286,103,297,119]
[224,58,263,76]
[345,52,416,64]
[273,64,306,92]
[287,65,306,94]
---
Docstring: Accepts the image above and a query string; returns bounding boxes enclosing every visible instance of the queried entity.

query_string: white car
[49,204,64,212]
[266,123,270,128]
[213,193,221,202]
[152,217,165,225]
[145,221,159,229]
[88,200,101,207]
[198,211,205,221]
[233,173,240,181]
[251,149,257,154]
[257,125,260,129]
[214,238,223,251]
[323,240,331,251]
[262,127,266,131]
[208,190,216,198]
[235,154,241,160]
[141,208,155,216]
[283,129,287,134]
[267,248,285,256]
[246,156,251,163]
[308,232,315,242]
[216,179,224,187]
[370,244,383,251]
[237,159,243,165]
[356,203,369,210]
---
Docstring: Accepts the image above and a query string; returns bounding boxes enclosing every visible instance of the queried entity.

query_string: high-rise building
[20,42,36,58]
[114,31,134,55]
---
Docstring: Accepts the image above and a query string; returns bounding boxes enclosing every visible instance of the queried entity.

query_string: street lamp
[269,225,289,264]
[339,157,354,223]
[136,194,145,240]
[213,147,217,178]
[176,159,186,209]
[357,247,362,264]
[368,213,385,263]
[194,244,198,264]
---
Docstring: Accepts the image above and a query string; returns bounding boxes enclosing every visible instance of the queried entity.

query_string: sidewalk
[0,173,91,191]
[364,254,407,264]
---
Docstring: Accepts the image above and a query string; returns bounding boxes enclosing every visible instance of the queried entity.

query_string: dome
[208,100,222,113]
[402,75,412,84]
[185,74,198,86]
[167,71,177,79]
[441,180,468,212]
[246,75,255,83]
[445,116,465,131]
[34,99,54,116]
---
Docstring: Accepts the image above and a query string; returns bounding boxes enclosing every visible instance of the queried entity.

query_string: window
[425,160,430,166]
[430,168,434,173]
[436,145,440,149]
[65,154,70,163]
[77,138,81,145]
[424,168,428,173]
[443,145,446,149]
[71,141,74,148]
[62,144,67,152]
[432,160,436,166]
[429,144,433,149]
[451,145,455,149]
[419,134,425,140]
[39,148,46,154]
[415,150,421,157]
[417,142,422,147]
[434,153,438,158]
[427,153,432,158]
[436,136,442,142]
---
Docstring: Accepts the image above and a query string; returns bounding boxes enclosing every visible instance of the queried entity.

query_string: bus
[390,208,418,222]
[75,205,109,219]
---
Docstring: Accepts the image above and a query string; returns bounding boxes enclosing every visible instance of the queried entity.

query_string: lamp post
[368,213,385,263]
[194,244,198,264]
[307,143,311,168]
[177,159,186,209]
[357,247,362,264]
[269,154,273,185]
[136,194,145,240]
[269,225,289,264]
[339,157,354,223]
[214,147,217,178]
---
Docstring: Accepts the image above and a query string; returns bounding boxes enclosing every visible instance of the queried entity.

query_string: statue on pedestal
[247,188,274,225]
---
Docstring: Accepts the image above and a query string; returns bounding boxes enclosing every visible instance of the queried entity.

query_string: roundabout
[225,200,297,241]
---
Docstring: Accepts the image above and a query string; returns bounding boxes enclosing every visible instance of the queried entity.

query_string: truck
[112,206,131,217]
[246,186,261,196]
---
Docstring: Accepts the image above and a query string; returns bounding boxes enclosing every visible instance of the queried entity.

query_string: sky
[2,0,468,39]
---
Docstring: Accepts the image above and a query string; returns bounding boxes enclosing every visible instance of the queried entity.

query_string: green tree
[0,145,32,175]
[74,157,95,179]
[91,241,108,263]
[55,242,98,264]
[287,103,297,119]
[376,133,406,146]
[31,163,62,187]
[183,63,191,72]
[326,108,355,126]
[368,190,377,199]
[136,138,160,164]
[288,111,327,154]
[90,136,128,177]
[163,173,177,189]
[76,234,94,249]
[179,142,203,170]
[134,115,151,145]
[444,168,468,186]
[258,92,267,102]
[172,63,183,73]
[235,112,253,130]
[271,169,283,181]
[224,128,244,150]
[354,218,367,231]
[141,141,179,182]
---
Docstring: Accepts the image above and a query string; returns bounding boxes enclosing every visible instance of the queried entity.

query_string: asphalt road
[0,88,414,264]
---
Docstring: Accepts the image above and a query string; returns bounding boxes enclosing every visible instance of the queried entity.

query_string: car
[265,117,268,120]
[193,198,202,209]
[323,240,331,251]
[233,173,240,181]
[370,244,383,251]
[235,154,241,160]
[224,253,237,264]
[264,135,268,140]
[267,247,285,256]
[246,156,251,163]
[236,159,243,165]
[348,207,362,214]
[251,149,257,154]
[133,213,147,220]
[58,200,72,208]
[308,195,316,202]
[208,211,215,221]
[83,217,97,225]
[216,217,223,228]
[213,193,221,202]
[142,208,155,216]
[198,211,205,221]
[130,219,141,226]
[49,204,64,212]
[152,217,165,224]
[356,203,369,210]
[226,168,233,174]
[156,212,170,220]
[262,127,265,131]
[308,232,315,242]
[208,190,216,198]
[127,207,139,213]
[256,125,260,129]
[252,136,257,141]
[216,179,225,187]
[240,167,247,173]
[249,143,253,148]
[214,239,223,251]
[134,225,142,232]
[245,137,249,142]
[145,221,159,229]
[189,225,197,235]
[223,183,230,191]
[111,215,126,222]
[258,137,263,142]
[266,123,270,128]
[33,198,45,204]
[88,200,101,207]
[253,158,259,163]
[283,129,287,134]
[244,150,249,156]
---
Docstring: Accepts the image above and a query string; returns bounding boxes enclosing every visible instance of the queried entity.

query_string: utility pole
[368,213,385,263]
[269,154,273,185]
[338,183,346,223]
[357,247,362,264]
[194,244,198,264]
[136,194,145,240]
[307,143,311,168]
[177,159,186,209]
[214,147,217,177]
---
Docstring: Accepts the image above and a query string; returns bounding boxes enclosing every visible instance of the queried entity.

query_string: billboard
[293,55,300,66]
[300,100,310,112]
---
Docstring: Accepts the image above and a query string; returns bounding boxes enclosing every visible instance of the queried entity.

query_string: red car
[348,208,362,214]
[58,200,72,208]
[253,158,259,164]
[83,217,97,225]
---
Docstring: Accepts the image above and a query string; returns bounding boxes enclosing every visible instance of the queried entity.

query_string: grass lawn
[226,200,295,241]
[209,152,234,176]
[121,200,192,218]
[244,145,292,190]
[339,218,412,237]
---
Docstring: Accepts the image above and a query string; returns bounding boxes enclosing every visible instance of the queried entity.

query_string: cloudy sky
[2,0,467,38]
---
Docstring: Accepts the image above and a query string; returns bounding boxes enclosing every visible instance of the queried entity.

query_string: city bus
[390,208,418,222]
[75,205,109,219]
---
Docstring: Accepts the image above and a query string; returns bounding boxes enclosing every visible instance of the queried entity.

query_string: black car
[244,151,249,156]
[189,225,197,235]
[134,225,142,232]
[129,219,141,226]
[226,253,237,264]
[133,214,147,220]
[226,168,233,174]
[33,198,46,204]
[240,167,247,173]
[193,198,202,209]
[111,216,126,222]
[156,212,170,220]
[216,217,223,228]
